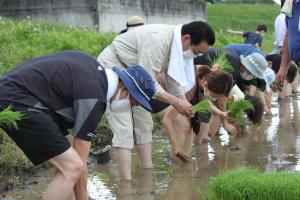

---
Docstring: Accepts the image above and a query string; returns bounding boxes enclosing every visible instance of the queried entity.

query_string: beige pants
[106,104,153,149]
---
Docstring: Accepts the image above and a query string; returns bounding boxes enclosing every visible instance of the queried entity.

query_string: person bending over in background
[227,24,267,48]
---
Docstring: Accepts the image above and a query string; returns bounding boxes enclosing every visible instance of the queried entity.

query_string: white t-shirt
[229,84,245,100]
[274,13,287,47]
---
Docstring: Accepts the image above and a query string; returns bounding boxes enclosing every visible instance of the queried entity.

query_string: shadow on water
[3,94,300,200]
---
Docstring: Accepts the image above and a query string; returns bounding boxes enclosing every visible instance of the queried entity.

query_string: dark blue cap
[112,65,155,112]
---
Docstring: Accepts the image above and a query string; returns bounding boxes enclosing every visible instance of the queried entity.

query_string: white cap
[263,68,276,92]
[240,53,268,79]
[127,16,144,27]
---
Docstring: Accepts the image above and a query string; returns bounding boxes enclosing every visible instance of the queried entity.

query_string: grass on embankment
[0,17,115,75]
[207,3,280,53]
[195,168,300,200]
[0,17,115,171]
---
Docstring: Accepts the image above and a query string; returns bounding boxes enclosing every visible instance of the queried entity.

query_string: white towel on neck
[167,25,195,92]
[281,0,293,17]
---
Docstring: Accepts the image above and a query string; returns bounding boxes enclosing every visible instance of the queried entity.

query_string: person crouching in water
[194,48,264,142]
[153,67,233,161]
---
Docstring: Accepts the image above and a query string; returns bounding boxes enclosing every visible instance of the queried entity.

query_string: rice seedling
[212,52,234,73]
[227,99,253,124]
[207,168,300,200]
[192,100,211,113]
[0,106,24,129]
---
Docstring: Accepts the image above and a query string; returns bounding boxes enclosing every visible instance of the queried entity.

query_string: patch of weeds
[207,168,300,200]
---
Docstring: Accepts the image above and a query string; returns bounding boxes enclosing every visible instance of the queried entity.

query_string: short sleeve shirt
[224,44,264,57]
[243,32,263,47]
[0,50,108,141]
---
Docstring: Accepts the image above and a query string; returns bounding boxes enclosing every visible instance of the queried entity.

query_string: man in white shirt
[97,21,215,180]
[271,13,287,54]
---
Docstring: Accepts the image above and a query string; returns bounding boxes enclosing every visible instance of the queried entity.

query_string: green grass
[0,17,115,170]
[0,17,115,75]
[204,168,300,200]
[192,100,211,113]
[207,3,280,53]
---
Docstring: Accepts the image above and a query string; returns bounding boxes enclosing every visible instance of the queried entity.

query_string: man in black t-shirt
[227,24,267,48]
[0,50,155,200]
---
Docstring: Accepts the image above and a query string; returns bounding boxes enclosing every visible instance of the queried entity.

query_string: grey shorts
[106,105,153,149]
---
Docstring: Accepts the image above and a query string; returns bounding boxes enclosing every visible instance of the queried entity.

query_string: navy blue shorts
[0,104,70,165]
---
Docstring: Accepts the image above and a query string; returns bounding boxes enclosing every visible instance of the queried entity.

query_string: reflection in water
[88,175,115,200]
[4,94,300,200]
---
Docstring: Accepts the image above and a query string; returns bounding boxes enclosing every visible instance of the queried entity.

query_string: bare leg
[182,128,193,156]
[136,143,153,169]
[44,148,84,200]
[279,80,288,100]
[208,115,221,136]
[194,122,209,144]
[115,148,132,180]
[53,167,76,200]
[136,169,154,199]
[173,115,193,155]
[292,73,299,92]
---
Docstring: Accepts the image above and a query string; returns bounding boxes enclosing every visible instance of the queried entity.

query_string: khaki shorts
[106,104,153,149]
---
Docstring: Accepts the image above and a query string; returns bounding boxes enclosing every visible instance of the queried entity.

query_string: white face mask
[183,49,198,59]
[204,88,218,102]
[240,72,254,80]
[110,89,131,112]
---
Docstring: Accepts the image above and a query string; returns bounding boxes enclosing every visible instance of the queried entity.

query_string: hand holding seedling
[212,64,220,71]
[227,99,254,125]
[174,98,194,117]
[211,52,234,73]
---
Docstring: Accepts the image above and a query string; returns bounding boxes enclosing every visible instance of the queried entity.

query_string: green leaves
[212,52,234,73]
[207,168,300,200]
[192,100,211,113]
[0,106,24,129]
[0,17,115,75]
[227,99,253,124]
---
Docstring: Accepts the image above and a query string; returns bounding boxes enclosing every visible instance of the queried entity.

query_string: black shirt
[0,50,108,141]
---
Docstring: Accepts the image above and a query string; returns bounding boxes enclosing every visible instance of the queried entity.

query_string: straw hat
[126,16,144,28]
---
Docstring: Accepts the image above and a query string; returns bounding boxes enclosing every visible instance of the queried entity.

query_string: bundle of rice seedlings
[212,52,234,73]
[207,168,300,200]
[192,100,211,113]
[0,106,24,129]
[227,99,253,124]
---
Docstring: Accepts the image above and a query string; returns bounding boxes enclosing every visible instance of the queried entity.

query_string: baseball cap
[112,65,155,112]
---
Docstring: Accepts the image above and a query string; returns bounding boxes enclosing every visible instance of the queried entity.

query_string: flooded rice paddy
[2,93,300,200]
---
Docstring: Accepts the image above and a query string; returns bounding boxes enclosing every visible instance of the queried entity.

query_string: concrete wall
[0,0,98,28]
[0,0,206,32]
[97,0,206,32]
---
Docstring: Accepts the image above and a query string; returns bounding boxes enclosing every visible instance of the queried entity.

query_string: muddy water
[3,95,300,200]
